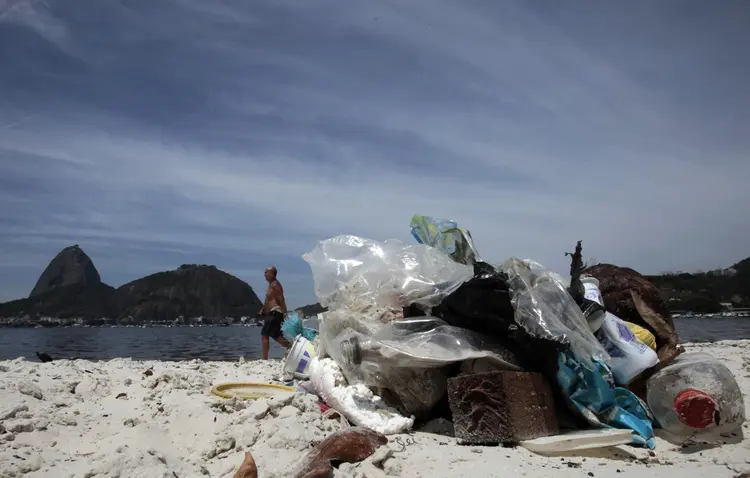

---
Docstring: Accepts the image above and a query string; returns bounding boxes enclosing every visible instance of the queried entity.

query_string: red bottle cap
[674,389,717,429]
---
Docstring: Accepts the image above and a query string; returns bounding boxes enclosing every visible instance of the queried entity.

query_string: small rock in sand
[383,459,402,476]
[237,427,262,449]
[278,405,301,419]
[268,393,295,412]
[369,446,394,468]
[65,381,80,394]
[7,420,36,433]
[18,381,44,400]
[18,455,45,474]
[35,418,49,430]
[123,417,141,427]
[245,400,270,420]
[266,422,311,451]
[0,365,9,372]
[202,436,236,460]
[292,393,320,413]
[0,405,28,420]
[55,415,78,427]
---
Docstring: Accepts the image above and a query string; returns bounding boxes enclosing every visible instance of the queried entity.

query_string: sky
[1,0,749,307]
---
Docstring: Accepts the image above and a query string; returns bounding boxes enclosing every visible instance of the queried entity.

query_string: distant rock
[113,264,262,322]
[29,245,101,298]
[0,282,115,319]
[0,249,263,322]
[294,302,327,317]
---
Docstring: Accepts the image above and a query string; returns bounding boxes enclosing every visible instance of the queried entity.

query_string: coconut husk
[583,263,675,331]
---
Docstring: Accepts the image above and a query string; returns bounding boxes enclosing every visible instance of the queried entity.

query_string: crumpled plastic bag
[302,235,473,311]
[318,309,523,416]
[501,258,608,366]
[557,351,655,448]
[409,215,482,266]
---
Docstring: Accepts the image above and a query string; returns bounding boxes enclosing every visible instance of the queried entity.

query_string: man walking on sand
[259,266,291,360]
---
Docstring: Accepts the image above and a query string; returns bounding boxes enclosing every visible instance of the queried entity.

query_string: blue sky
[1,1,749,307]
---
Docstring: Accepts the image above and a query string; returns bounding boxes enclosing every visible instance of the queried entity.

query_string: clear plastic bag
[303,235,474,310]
[500,258,608,366]
[318,309,523,416]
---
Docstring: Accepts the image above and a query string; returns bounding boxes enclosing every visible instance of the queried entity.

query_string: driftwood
[565,240,585,303]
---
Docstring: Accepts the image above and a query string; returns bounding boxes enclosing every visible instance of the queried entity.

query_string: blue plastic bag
[556,351,655,448]
[281,312,318,342]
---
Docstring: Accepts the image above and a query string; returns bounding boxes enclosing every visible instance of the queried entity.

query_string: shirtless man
[259,266,291,360]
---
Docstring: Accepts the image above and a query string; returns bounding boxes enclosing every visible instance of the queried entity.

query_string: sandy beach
[1,340,748,478]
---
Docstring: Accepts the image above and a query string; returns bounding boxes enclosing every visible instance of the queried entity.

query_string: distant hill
[294,302,327,317]
[646,257,750,313]
[0,247,263,322]
[0,282,115,319]
[113,264,262,322]
[0,244,113,319]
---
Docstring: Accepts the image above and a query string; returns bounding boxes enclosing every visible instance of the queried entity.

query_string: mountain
[294,302,327,317]
[0,247,263,322]
[113,264,262,322]
[29,244,102,297]
[0,282,115,319]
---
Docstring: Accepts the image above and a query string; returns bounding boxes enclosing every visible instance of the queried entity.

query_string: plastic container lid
[674,389,717,429]
[580,275,600,287]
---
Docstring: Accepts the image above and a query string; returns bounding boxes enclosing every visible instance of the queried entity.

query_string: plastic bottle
[580,276,607,332]
[594,312,659,385]
[646,352,745,439]
[581,276,604,307]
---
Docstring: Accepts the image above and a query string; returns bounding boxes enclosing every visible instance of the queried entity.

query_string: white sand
[1,340,748,478]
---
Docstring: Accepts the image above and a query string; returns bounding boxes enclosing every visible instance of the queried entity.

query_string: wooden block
[447,371,559,445]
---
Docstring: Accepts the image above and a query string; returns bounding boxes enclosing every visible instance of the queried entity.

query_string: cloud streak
[1,0,749,304]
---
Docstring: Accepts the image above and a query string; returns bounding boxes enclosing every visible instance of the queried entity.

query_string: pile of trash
[280,215,745,454]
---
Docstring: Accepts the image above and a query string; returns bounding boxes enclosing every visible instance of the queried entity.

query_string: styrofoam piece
[519,428,633,455]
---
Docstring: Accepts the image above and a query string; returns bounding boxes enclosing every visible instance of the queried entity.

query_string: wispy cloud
[1,0,749,304]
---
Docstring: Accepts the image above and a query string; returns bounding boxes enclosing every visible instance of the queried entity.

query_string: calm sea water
[1,318,749,361]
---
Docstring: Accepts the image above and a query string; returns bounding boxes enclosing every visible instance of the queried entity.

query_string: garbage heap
[284,215,745,453]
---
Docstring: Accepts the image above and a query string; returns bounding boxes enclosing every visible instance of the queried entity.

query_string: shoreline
[1,340,749,477]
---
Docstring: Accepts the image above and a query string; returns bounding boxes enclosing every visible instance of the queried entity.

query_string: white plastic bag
[303,235,474,310]
[309,357,415,435]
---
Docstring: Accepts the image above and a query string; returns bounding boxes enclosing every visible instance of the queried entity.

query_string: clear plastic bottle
[646,352,745,439]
